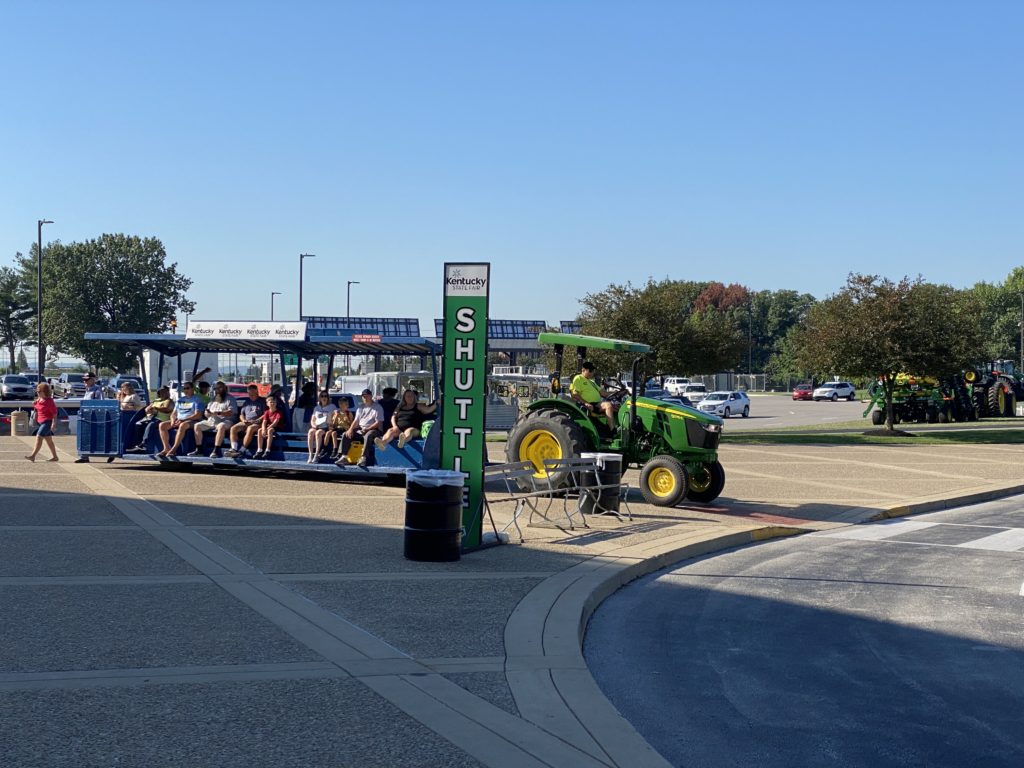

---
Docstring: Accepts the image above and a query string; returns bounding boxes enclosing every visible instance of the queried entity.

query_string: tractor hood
[634,396,723,427]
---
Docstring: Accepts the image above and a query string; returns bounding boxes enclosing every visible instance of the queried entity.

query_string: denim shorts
[36,419,53,437]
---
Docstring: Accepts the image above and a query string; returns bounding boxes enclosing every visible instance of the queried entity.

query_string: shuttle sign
[440,263,490,550]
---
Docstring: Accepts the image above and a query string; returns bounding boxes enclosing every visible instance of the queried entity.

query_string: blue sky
[2,1,1021,333]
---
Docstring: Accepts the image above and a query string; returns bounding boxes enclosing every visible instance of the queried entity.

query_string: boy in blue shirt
[157,382,205,457]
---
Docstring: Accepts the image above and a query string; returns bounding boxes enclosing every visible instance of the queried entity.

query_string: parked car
[698,390,750,418]
[57,372,87,398]
[663,376,691,395]
[0,374,33,400]
[792,383,814,401]
[680,383,708,402]
[813,381,857,401]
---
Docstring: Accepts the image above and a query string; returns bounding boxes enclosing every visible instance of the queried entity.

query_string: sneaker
[74,457,90,464]
[374,437,386,451]
[356,457,368,468]
[186,450,201,457]
[397,433,408,450]
[225,449,239,458]
[307,456,315,464]
[335,456,351,466]
[212,448,222,459]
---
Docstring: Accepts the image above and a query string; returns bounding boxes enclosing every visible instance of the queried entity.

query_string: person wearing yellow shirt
[569,361,619,432]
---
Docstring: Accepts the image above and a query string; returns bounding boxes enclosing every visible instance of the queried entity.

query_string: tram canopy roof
[83,333,441,357]
[536,332,651,354]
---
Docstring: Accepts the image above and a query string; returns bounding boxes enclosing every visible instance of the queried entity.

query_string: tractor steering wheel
[603,378,630,401]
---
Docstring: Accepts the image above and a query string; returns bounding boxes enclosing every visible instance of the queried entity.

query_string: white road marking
[956,529,1024,552]
[816,520,938,541]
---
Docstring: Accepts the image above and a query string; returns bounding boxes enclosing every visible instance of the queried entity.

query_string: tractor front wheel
[639,456,689,507]
[687,460,726,504]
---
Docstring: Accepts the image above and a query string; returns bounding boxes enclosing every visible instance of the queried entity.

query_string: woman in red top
[26,382,59,462]
[254,396,284,459]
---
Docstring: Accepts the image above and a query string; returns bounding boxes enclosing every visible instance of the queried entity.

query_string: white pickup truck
[679,383,708,402]
[663,376,691,395]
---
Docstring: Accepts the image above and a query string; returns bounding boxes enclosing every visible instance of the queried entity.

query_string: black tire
[847,392,856,401]
[926,407,938,424]
[830,393,838,402]
[723,407,731,418]
[687,460,726,504]
[741,405,749,418]
[505,410,590,490]
[987,382,1008,418]
[639,455,689,507]
[937,406,949,424]
[871,409,884,426]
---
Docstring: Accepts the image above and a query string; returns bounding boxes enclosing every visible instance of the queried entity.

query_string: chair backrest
[485,460,544,493]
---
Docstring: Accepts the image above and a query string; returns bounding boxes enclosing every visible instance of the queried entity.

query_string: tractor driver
[570,361,618,432]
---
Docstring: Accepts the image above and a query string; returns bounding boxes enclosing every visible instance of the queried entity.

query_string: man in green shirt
[569,361,618,432]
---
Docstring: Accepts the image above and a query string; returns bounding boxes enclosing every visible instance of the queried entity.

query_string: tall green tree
[966,267,1024,365]
[0,265,34,373]
[17,234,195,372]
[576,279,747,376]
[792,274,983,430]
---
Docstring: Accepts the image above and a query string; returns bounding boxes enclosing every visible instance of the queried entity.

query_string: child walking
[25,382,59,462]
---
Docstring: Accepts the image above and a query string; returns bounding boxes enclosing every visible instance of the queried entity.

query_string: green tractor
[504,332,725,506]
[965,361,1023,418]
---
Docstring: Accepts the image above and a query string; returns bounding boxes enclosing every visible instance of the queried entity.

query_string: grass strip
[723,429,1024,446]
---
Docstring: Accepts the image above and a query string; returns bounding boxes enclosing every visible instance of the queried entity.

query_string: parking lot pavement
[3,434,1024,767]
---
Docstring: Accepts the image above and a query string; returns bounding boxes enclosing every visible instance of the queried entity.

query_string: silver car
[0,375,34,400]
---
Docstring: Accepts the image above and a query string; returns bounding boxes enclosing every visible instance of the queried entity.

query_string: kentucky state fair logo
[446,267,488,293]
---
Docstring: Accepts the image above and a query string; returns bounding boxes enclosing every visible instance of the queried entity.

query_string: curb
[870,482,1024,521]
[503,524,801,768]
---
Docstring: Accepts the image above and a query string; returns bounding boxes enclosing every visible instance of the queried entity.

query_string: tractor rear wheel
[871,409,884,426]
[506,410,589,490]
[639,455,689,507]
[687,460,726,504]
[988,382,1009,418]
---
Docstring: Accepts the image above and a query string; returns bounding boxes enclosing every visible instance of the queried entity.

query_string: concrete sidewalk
[2,435,1024,767]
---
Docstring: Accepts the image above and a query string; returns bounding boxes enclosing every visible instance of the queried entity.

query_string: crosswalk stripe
[816,520,938,541]
[957,529,1024,552]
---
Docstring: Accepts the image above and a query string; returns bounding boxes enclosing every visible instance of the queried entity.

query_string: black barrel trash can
[580,452,623,515]
[404,470,466,562]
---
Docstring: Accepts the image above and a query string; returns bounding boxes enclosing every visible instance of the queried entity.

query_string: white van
[663,377,691,395]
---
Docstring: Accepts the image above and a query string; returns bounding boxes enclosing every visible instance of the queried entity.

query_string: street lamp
[298,253,315,320]
[271,291,282,385]
[36,219,53,378]
[347,280,360,374]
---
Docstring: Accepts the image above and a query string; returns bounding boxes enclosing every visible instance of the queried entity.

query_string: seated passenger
[227,384,266,457]
[189,381,237,457]
[128,386,173,452]
[327,400,353,459]
[335,389,384,468]
[375,389,438,451]
[254,396,284,459]
[117,381,145,411]
[378,387,400,428]
[306,391,338,463]
[158,382,204,457]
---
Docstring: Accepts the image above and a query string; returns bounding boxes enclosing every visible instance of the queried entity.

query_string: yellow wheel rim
[965,371,978,383]
[997,386,1007,413]
[647,467,677,498]
[689,466,711,493]
[519,429,562,475]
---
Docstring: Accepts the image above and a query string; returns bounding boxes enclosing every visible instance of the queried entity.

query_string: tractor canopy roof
[536,332,651,354]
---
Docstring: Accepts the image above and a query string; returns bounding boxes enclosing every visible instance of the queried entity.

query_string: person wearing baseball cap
[74,372,107,463]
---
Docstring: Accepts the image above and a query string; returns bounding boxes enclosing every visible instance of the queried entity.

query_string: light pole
[36,219,53,377]
[347,280,360,374]
[271,291,282,385]
[298,253,315,320]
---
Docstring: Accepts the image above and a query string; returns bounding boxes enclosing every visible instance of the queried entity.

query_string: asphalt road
[584,498,1024,768]
[722,393,867,431]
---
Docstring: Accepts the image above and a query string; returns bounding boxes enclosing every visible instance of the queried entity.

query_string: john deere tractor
[504,332,725,506]
[964,361,1023,418]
